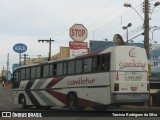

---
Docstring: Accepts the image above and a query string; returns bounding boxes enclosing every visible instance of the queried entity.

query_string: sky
[0,0,160,71]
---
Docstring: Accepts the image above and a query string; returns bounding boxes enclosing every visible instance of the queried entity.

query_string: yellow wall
[51,47,70,60]
[21,46,70,65]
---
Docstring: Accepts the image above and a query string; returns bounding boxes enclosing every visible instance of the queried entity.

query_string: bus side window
[63,62,67,75]
[25,68,30,79]
[76,59,83,74]
[36,66,41,78]
[13,71,20,88]
[96,54,110,72]
[53,63,57,76]
[84,58,92,73]
[31,67,36,79]
[92,57,97,72]
[57,62,63,76]
[49,64,53,77]
[20,69,25,80]
[101,54,110,71]
[97,55,101,72]
[68,61,75,75]
[43,64,49,77]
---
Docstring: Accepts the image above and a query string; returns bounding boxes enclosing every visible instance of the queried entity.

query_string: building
[51,47,70,60]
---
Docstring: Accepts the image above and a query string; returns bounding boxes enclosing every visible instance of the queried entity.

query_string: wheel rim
[69,97,75,109]
[21,97,26,109]
[68,94,78,109]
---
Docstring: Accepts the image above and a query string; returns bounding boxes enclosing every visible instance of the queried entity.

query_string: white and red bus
[12,46,149,110]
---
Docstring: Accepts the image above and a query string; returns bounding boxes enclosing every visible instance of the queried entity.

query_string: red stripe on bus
[46,76,65,88]
[78,98,104,107]
[75,48,106,58]
[46,89,67,105]
[46,89,104,107]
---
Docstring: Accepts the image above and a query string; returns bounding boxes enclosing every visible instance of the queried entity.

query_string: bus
[12,46,149,110]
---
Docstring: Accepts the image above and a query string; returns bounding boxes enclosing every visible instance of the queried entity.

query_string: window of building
[57,62,63,75]
[76,59,83,74]
[31,67,36,79]
[84,58,92,73]
[25,68,30,79]
[43,65,49,77]
[20,69,25,80]
[68,61,75,75]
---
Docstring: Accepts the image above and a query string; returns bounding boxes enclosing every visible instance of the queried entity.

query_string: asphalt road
[0,84,21,110]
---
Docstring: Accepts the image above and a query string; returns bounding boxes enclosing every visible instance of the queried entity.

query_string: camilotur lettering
[67,77,95,85]
[119,59,146,69]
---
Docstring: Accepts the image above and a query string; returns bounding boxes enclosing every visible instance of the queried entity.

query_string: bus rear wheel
[68,93,78,110]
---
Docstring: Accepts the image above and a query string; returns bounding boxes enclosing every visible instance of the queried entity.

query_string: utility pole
[144,0,150,59]
[6,53,9,83]
[19,53,21,66]
[38,38,55,61]
[21,54,30,65]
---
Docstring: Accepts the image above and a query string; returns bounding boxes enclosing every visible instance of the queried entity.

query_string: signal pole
[38,38,55,61]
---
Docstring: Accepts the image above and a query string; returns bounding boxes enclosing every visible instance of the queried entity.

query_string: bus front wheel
[21,96,27,109]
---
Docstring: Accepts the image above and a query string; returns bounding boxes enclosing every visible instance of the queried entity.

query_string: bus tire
[21,95,27,109]
[68,92,78,110]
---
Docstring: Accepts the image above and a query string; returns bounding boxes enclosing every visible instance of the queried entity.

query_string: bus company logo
[67,77,95,85]
[119,59,146,69]
[129,48,136,57]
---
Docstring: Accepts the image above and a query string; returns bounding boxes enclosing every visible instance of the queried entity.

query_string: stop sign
[70,24,88,42]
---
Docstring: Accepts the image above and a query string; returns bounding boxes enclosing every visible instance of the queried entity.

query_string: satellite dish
[113,34,125,46]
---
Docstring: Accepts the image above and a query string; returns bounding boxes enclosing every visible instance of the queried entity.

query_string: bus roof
[14,45,146,71]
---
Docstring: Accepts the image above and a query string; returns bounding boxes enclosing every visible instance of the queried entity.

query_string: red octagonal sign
[70,24,88,42]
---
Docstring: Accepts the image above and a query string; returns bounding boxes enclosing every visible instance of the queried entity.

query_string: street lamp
[124,3,144,21]
[154,1,160,7]
[150,1,160,19]
[152,27,160,41]
[122,23,132,45]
